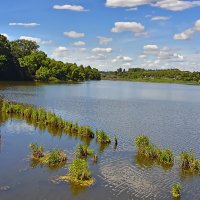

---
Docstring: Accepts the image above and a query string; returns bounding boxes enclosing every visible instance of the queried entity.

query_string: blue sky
[1,0,200,71]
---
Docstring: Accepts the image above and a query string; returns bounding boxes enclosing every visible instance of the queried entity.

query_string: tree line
[102,67,200,84]
[0,34,101,81]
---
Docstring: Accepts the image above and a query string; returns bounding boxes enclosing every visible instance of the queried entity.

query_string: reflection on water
[1,80,200,199]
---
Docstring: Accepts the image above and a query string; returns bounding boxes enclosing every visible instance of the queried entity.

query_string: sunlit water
[0,80,200,200]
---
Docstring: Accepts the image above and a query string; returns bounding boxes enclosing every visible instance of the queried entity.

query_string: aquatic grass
[75,144,94,158]
[134,135,174,166]
[180,150,200,172]
[96,130,111,144]
[29,143,44,159]
[1,100,95,139]
[171,183,182,198]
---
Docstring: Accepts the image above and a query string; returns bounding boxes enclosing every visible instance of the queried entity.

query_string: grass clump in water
[171,183,182,198]
[134,135,174,166]
[29,143,44,159]
[58,158,95,187]
[180,150,200,172]
[75,144,94,158]
[96,130,111,144]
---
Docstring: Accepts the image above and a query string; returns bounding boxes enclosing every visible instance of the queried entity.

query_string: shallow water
[0,80,200,199]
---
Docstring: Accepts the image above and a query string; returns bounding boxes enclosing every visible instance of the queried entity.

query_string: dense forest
[0,34,101,81]
[102,68,200,84]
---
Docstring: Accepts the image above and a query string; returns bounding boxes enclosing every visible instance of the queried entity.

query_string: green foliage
[78,126,94,138]
[29,143,44,159]
[96,130,111,144]
[68,158,91,181]
[0,34,101,81]
[102,68,200,84]
[171,183,182,198]
[75,144,94,158]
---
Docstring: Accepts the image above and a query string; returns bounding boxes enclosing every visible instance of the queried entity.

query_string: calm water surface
[0,80,200,200]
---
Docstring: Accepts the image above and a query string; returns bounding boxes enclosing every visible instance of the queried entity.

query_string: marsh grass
[58,158,95,187]
[180,150,200,173]
[2,100,96,140]
[134,135,174,166]
[96,130,111,144]
[75,144,94,158]
[29,143,66,168]
[171,183,182,198]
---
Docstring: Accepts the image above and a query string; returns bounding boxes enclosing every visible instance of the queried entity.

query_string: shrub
[78,126,94,138]
[46,149,67,165]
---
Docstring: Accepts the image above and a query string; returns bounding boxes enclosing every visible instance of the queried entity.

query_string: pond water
[0,80,200,200]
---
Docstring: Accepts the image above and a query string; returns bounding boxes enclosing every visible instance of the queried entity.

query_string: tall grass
[96,130,111,144]
[75,144,94,158]
[134,135,174,166]
[171,183,182,198]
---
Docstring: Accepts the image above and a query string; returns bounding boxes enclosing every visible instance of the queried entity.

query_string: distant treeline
[0,34,101,81]
[102,68,200,84]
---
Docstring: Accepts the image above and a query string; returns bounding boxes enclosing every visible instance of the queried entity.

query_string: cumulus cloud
[1,33,9,39]
[9,22,40,27]
[173,19,200,40]
[92,48,112,53]
[52,46,68,57]
[19,36,52,45]
[106,0,200,11]
[53,4,88,12]
[112,55,133,63]
[87,54,107,61]
[151,16,170,21]
[73,41,86,46]
[97,36,112,45]
[64,31,85,38]
[111,22,144,33]
[143,44,159,51]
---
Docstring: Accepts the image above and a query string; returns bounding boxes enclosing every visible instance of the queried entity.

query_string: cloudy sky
[1,0,200,71]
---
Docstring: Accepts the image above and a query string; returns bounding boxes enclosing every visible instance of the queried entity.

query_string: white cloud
[9,22,40,27]
[111,22,144,33]
[97,36,112,45]
[173,19,200,40]
[79,48,87,52]
[73,41,86,46]
[106,0,200,11]
[92,48,112,53]
[173,28,194,40]
[144,44,159,51]
[151,16,170,21]
[64,31,85,38]
[153,0,200,11]
[106,0,150,7]
[87,54,107,61]
[112,55,133,63]
[19,36,52,45]
[52,46,68,57]
[53,4,88,12]
[1,33,9,39]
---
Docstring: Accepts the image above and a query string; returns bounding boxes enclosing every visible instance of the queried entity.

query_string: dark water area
[0,80,200,199]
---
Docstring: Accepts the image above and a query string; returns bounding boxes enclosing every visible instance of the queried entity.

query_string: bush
[46,149,67,165]
[75,144,94,158]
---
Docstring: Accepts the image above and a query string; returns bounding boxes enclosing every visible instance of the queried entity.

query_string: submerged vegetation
[29,143,67,167]
[171,183,182,198]
[134,135,174,166]
[58,158,95,187]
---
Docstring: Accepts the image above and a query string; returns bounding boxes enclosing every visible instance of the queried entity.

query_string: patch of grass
[171,183,182,198]
[29,143,44,159]
[75,144,94,158]
[96,130,111,144]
